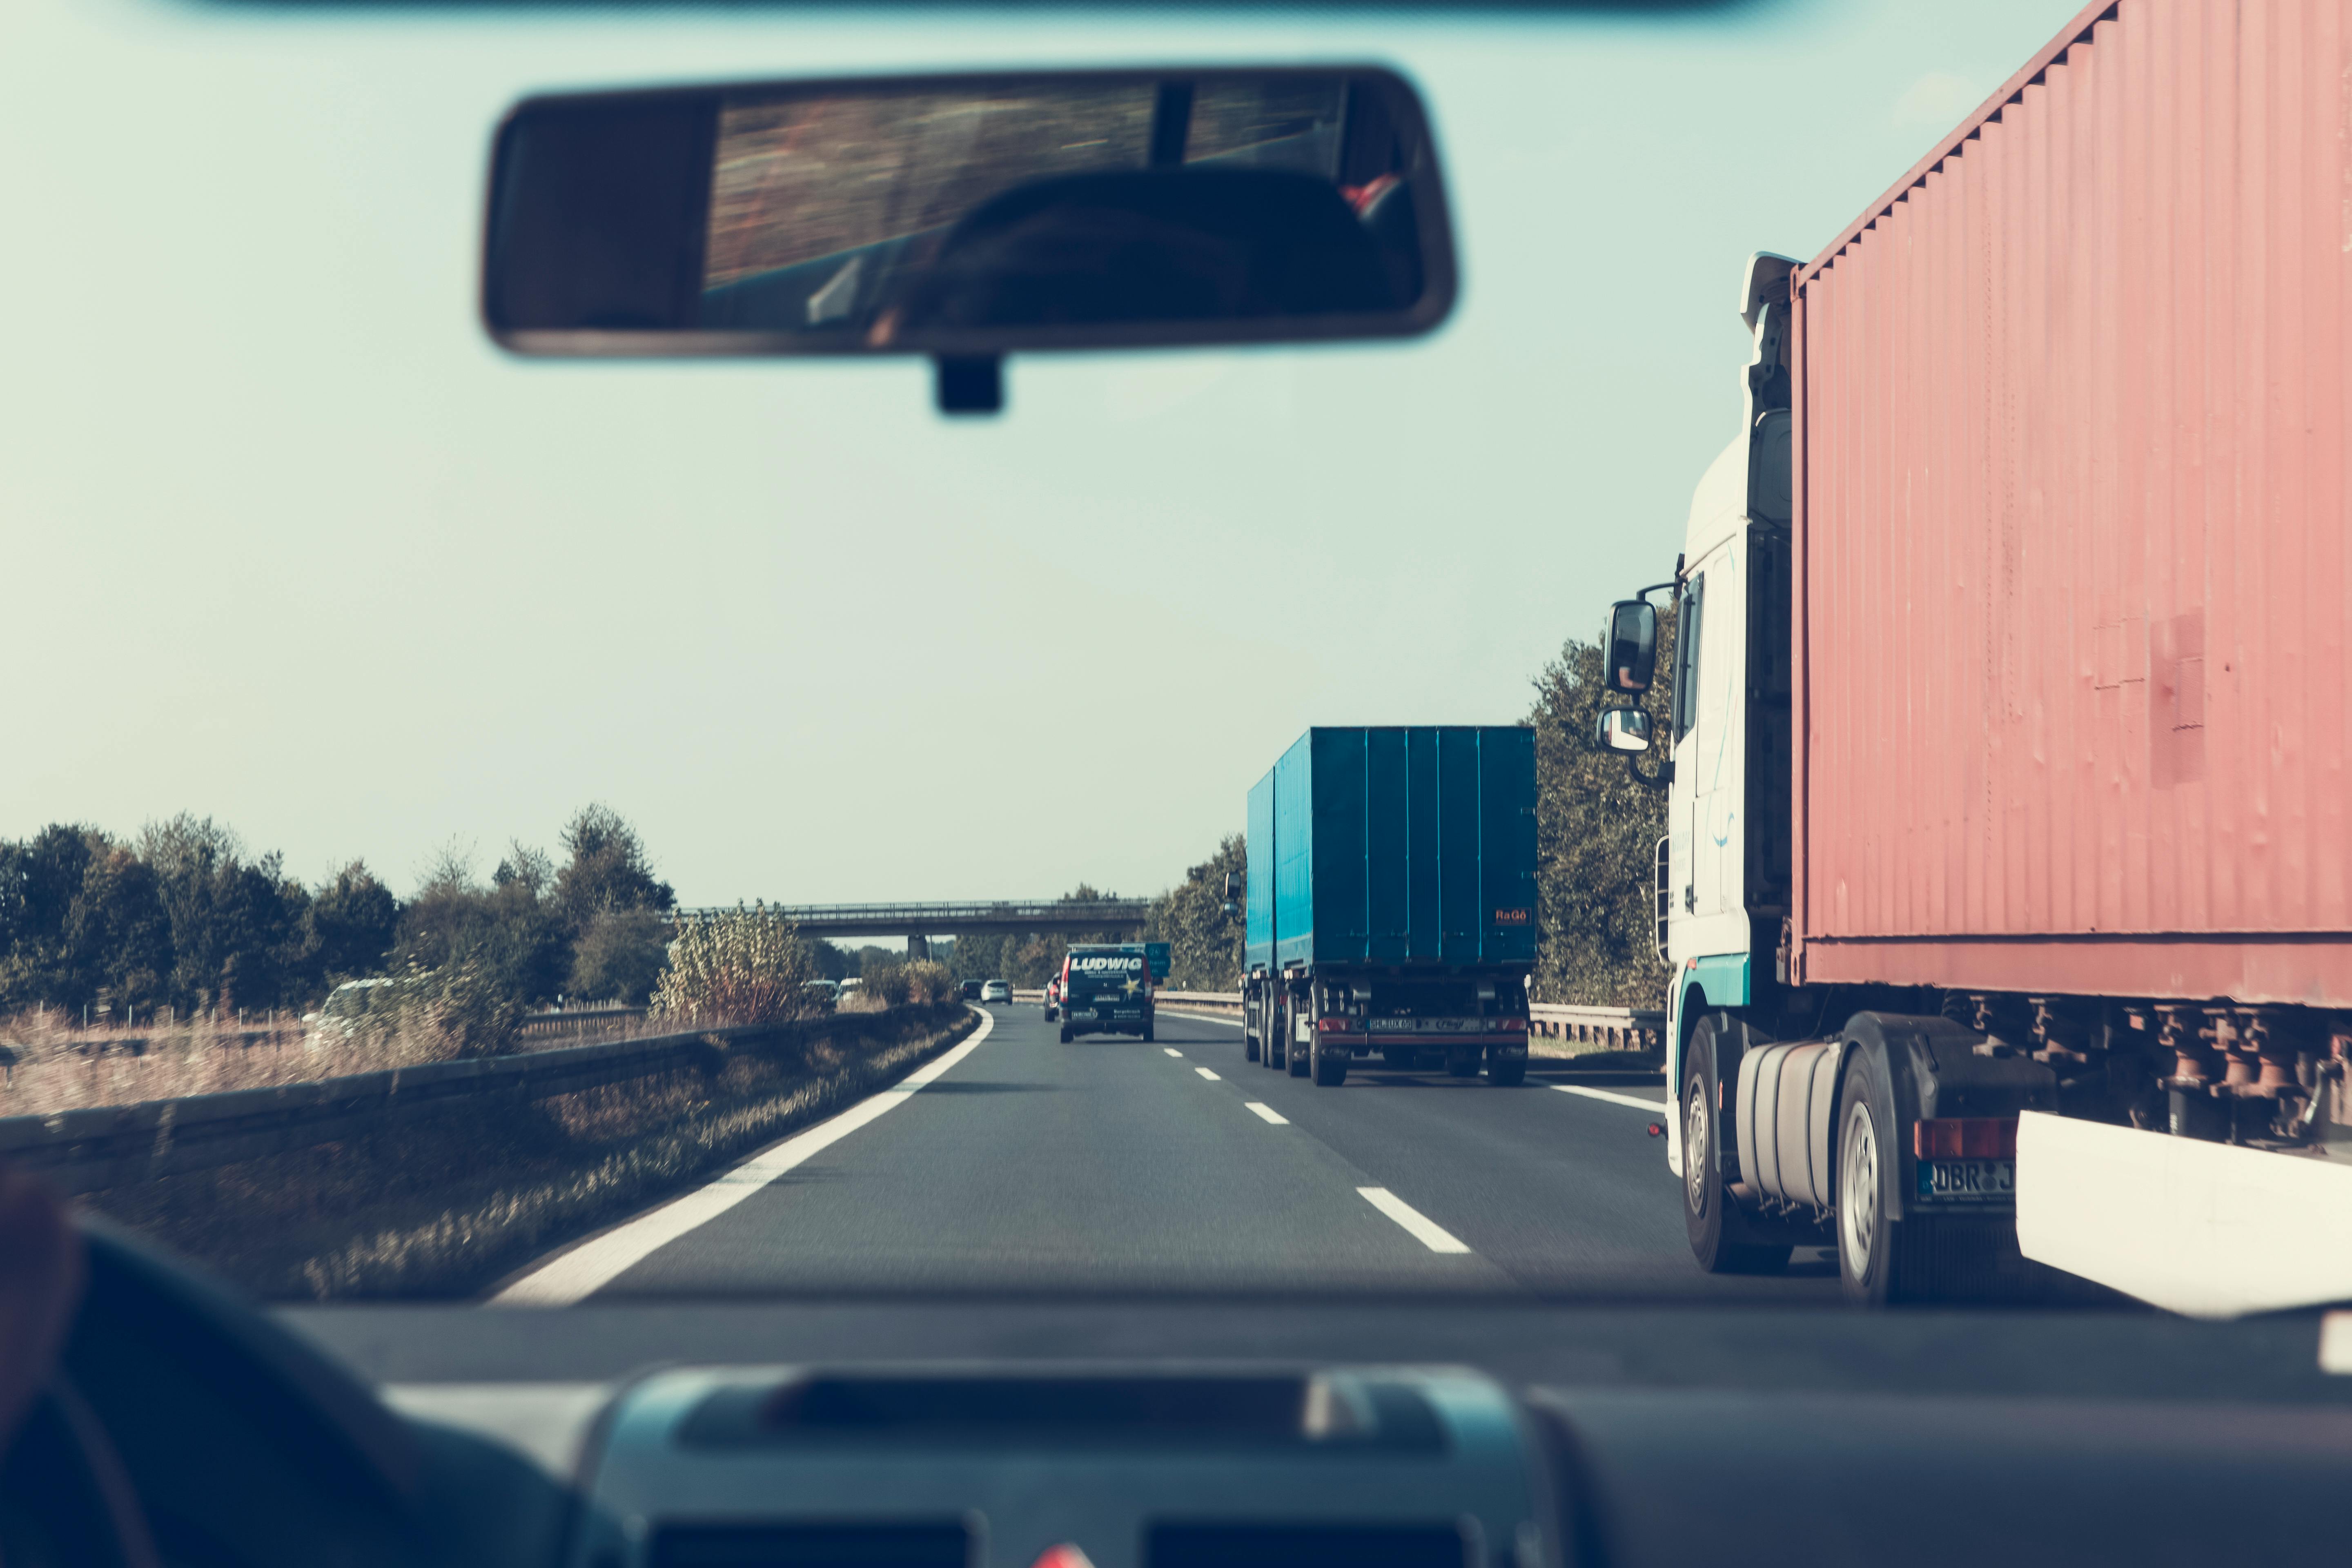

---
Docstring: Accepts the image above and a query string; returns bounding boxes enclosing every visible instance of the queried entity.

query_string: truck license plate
[1915,1158,2014,1203]
[1367,1018,1474,1033]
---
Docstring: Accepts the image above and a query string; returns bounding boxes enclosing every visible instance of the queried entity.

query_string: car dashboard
[20,1231,2352,1568]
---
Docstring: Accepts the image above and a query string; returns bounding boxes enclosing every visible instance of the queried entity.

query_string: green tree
[1141,835,1246,991]
[302,861,401,985]
[1528,607,1679,1008]
[553,804,675,933]
[568,907,668,1003]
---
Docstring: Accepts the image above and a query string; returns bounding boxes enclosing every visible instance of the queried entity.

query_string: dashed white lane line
[1195,1067,1221,1081]
[1550,1083,1670,1114]
[490,1008,995,1307]
[1356,1187,1472,1254]
[1163,1048,1183,1057]
[1244,1102,1289,1125]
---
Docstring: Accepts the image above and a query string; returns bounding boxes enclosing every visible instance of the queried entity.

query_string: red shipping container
[1789,0,2352,1009]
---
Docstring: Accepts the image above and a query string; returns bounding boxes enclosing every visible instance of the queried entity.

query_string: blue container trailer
[1242,727,1536,1087]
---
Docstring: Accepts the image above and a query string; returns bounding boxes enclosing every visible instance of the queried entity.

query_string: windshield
[9,0,2319,1332]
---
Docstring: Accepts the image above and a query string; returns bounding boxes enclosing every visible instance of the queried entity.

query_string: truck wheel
[1682,1013,1791,1275]
[1444,1050,1481,1078]
[1245,1033,1261,1063]
[1058,1025,1073,1044]
[1288,1036,1312,1076]
[1143,1022,1155,1042]
[1836,1049,1910,1305]
[1313,1046,1348,1087]
[1486,1056,1526,1087]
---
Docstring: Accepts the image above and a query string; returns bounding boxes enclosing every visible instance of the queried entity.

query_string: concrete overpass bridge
[670,900,1150,959]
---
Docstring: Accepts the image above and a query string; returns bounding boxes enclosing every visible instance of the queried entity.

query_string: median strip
[1356,1187,1471,1254]
[1550,1083,1669,1114]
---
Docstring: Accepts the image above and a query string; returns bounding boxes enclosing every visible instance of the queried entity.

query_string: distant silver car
[979,979,1013,1004]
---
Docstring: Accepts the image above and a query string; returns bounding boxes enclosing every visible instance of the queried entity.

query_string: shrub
[568,907,668,1004]
[328,956,525,1061]
[650,904,812,1026]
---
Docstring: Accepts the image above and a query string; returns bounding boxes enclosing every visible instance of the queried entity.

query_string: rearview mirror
[483,68,1457,412]
[1595,707,1653,754]
[1603,600,1659,692]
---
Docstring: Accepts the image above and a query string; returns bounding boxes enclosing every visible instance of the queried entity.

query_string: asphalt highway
[544,1003,1841,1304]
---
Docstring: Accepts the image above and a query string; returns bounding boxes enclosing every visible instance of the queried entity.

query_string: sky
[0,0,2076,906]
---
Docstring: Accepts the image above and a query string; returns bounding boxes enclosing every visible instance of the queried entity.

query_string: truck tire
[1245,1032,1260,1063]
[1836,1047,1908,1305]
[1143,1022,1155,1042]
[1682,1013,1791,1275]
[1288,1034,1312,1076]
[1486,1055,1526,1087]
[1058,1025,1073,1044]
[1313,1045,1348,1087]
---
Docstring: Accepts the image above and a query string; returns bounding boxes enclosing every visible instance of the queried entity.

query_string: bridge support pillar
[907,934,930,962]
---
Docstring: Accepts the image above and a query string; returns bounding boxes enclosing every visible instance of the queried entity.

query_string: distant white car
[979,979,1013,1004]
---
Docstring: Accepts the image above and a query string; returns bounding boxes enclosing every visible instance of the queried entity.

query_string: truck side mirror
[1221,873,1241,919]
[1603,600,1659,692]
[1596,706,1653,754]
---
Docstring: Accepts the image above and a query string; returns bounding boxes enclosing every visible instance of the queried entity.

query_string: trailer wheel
[1683,1013,1791,1275]
[1486,1056,1526,1087]
[1245,1033,1261,1063]
[1836,1049,1909,1305]
[1288,1033,1312,1076]
[1058,1025,1073,1044]
[1313,1045,1348,1087]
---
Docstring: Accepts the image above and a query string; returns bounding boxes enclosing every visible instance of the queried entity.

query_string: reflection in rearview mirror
[483,69,1456,410]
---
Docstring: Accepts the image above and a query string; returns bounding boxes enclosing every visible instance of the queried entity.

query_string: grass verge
[83,1005,977,1300]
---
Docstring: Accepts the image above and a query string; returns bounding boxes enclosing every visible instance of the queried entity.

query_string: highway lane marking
[1244,1102,1288,1125]
[488,1007,996,1308]
[1163,1048,1183,1057]
[1157,1010,1244,1027]
[1356,1187,1472,1254]
[1550,1083,1670,1114]
[1195,1067,1221,1081]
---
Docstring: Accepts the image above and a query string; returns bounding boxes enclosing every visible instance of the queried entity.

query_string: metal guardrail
[1530,1003,1664,1052]
[0,1004,960,1197]
[514,1005,648,1041]
[1013,989,1655,1049]
[673,900,1151,935]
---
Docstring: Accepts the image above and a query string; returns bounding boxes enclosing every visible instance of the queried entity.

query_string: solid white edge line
[1157,1009,1245,1027]
[1244,1101,1288,1125]
[1194,1067,1221,1081]
[488,1006,996,1308]
[1551,1083,1670,1114]
[1356,1187,1472,1254]
[1163,1048,1183,1057]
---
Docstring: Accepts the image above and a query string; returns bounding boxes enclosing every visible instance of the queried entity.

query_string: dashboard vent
[650,1522,971,1568]
[1148,1523,1470,1568]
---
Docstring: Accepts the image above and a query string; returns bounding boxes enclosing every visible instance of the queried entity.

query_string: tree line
[0,804,677,1021]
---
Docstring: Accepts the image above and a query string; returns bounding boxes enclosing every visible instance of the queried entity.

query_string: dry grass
[0,1005,688,1118]
[82,1004,975,1300]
